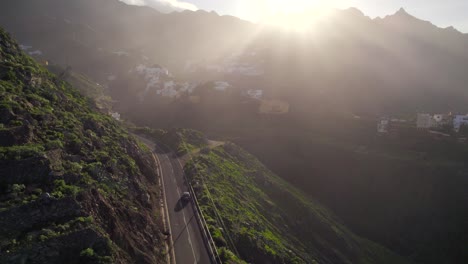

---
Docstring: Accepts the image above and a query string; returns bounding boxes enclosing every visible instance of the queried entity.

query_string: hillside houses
[414,113,468,132]
[377,118,390,133]
[453,115,468,132]
[416,113,451,129]
[378,113,468,135]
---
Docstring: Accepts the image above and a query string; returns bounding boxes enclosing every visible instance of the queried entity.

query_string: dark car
[181,192,191,201]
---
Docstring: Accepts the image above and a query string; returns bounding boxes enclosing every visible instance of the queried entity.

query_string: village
[377,113,468,139]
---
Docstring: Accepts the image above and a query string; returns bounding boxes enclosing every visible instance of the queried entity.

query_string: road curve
[135,135,212,264]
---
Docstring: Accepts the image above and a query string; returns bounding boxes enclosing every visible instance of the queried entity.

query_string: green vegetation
[0,144,45,160]
[80,248,95,257]
[185,143,412,264]
[132,126,208,156]
[0,27,165,264]
[47,65,114,111]
[0,32,140,197]
[79,247,114,264]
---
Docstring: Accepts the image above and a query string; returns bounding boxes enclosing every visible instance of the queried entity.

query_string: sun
[259,0,334,31]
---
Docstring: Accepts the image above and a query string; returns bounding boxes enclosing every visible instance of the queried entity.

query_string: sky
[121,0,468,32]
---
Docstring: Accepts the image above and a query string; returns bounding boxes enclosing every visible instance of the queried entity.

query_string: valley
[0,0,467,263]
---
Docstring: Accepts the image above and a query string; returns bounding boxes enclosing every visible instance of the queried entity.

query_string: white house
[417,113,435,129]
[377,118,389,133]
[246,89,263,100]
[110,112,121,121]
[433,114,444,122]
[453,115,468,132]
[417,113,450,129]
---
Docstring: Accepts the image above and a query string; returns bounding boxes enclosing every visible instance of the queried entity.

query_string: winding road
[135,135,212,264]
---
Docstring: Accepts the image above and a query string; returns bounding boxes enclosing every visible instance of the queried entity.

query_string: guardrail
[186,179,223,264]
[158,141,222,264]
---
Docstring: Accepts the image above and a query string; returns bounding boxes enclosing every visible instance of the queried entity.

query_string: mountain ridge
[2,0,468,117]
[1,1,467,263]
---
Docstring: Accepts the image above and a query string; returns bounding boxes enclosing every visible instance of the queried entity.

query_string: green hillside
[0,28,165,263]
[184,142,412,264]
[46,64,114,111]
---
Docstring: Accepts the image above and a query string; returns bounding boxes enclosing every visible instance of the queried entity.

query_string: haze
[121,0,468,32]
[0,1,467,264]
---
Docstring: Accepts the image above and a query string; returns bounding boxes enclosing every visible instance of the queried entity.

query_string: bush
[219,247,245,263]
[200,147,211,155]
[11,184,25,193]
[52,179,80,197]
[77,216,94,224]
[46,139,64,150]
[0,145,45,160]
[9,120,23,126]
[80,248,95,258]
[65,161,83,174]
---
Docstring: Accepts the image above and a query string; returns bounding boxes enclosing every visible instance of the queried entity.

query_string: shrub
[46,139,64,150]
[219,248,245,263]
[65,161,83,174]
[80,248,95,258]
[52,179,80,197]
[77,216,94,224]
[9,120,23,126]
[11,184,25,193]
[0,145,45,160]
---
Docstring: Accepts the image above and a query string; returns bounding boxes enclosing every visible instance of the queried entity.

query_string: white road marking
[159,145,198,262]
[147,150,176,264]
[180,198,198,262]
[135,135,201,263]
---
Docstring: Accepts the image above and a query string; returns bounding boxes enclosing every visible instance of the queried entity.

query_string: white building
[110,112,121,121]
[433,114,444,123]
[417,113,450,129]
[377,118,390,133]
[417,114,436,129]
[213,81,230,91]
[453,115,468,132]
[246,89,263,100]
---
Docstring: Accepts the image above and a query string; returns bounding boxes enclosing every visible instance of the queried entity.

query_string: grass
[184,143,412,264]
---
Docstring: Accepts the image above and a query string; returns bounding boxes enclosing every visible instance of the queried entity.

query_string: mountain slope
[118,0,197,14]
[1,1,467,263]
[2,0,468,115]
[184,142,412,264]
[227,120,468,264]
[0,28,165,263]
[0,0,255,79]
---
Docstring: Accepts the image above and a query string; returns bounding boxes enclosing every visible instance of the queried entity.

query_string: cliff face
[0,28,166,264]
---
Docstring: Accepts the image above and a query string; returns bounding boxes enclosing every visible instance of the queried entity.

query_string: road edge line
[152,152,177,264]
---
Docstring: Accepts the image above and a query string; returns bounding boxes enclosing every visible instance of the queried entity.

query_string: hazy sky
[122,0,468,32]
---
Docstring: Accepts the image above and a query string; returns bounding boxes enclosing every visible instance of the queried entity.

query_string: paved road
[136,136,212,264]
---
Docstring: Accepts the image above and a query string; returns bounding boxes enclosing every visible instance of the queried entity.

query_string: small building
[110,112,121,121]
[246,89,263,100]
[377,118,390,133]
[433,114,444,122]
[417,113,451,129]
[417,113,435,129]
[453,115,468,132]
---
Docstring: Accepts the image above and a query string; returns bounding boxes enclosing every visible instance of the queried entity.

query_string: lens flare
[259,0,335,31]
